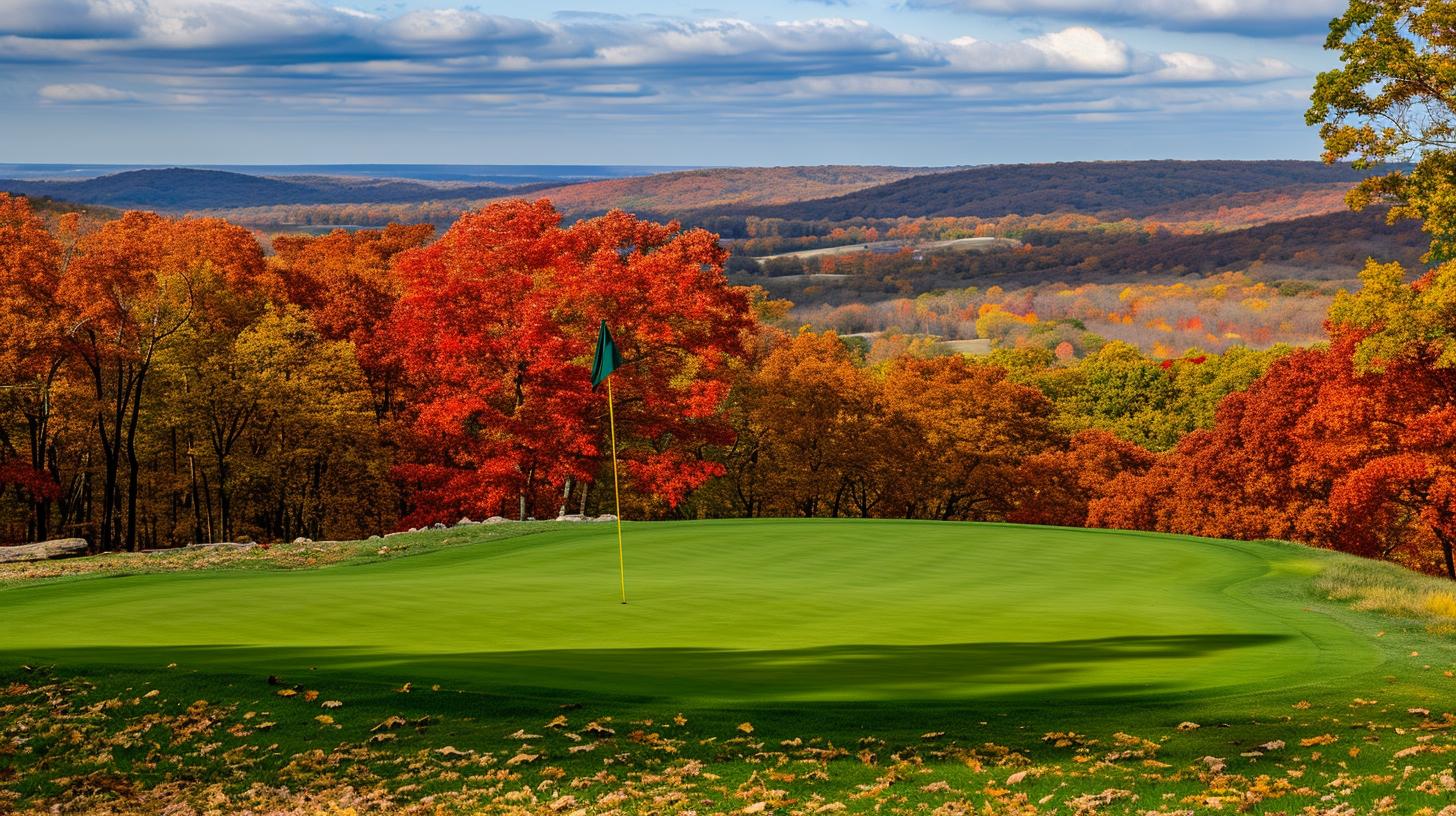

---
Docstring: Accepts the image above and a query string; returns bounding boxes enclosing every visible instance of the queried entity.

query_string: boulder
[557,514,587,523]
[594,514,618,523]
[0,538,88,564]
[431,522,447,530]
[367,534,382,541]
[292,537,313,545]
[456,516,479,526]
[382,530,412,539]
[484,516,511,524]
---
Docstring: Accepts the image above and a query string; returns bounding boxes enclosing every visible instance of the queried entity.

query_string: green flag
[591,320,622,389]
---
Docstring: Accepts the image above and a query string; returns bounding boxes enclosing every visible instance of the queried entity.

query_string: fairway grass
[3,519,1455,815]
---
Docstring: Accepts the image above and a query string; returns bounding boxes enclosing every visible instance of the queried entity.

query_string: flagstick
[607,377,627,604]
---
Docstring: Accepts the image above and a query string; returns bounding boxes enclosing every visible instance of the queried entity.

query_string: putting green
[0,519,1380,705]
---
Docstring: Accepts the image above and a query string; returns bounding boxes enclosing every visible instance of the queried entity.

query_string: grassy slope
[2,520,1454,815]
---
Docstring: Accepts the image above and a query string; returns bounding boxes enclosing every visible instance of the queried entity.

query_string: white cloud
[38,82,138,102]
[907,0,1344,36]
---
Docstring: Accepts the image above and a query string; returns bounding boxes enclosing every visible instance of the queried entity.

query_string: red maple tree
[389,201,755,524]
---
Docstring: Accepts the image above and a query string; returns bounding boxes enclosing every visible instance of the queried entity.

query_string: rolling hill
[720,160,1376,221]
[512,165,957,215]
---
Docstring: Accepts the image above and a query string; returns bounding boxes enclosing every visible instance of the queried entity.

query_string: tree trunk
[558,476,575,518]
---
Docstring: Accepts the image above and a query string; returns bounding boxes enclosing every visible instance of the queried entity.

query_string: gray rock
[368,535,382,541]
[186,541,259,551]
[382,531,411,539]
[557,514,587,522]
[484,516,511,524]
[0,538,88,563]
[456,516,479,526]
[292,537,313,545]
[595,514,618,523]
[431,522,447,530]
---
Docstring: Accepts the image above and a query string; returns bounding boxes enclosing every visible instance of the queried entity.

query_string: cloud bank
[0,0,1324,163]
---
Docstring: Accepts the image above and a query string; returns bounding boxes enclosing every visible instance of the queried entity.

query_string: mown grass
[1,520,1454,815]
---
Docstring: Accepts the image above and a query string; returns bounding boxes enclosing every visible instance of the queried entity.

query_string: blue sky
[0,0,1346,166]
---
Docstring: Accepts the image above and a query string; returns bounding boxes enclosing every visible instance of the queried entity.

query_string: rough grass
[1313,555,1456,633]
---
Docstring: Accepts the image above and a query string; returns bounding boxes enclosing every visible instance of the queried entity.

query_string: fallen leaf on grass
[1200,756,1227,773]
[921,731,945,740]
[738,722,755,734]
[1006,770,1029,785]
[1300,734,1338,747]
[435,745,472,757]
[546,715,569,729]
[584,722,615,738]
[320,700,343,709]
[1176,722,1200,731]
[743,802,767,814]
[506,752,540,766]
[395,682,412,693]
[920,781,952,793]
[507,729,543,739]
[302,690,319,702]
[1259,740,1286,751]
[275,689,297,698]
[371,715,407,733]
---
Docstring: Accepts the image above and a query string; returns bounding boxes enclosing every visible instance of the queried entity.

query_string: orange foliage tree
[1008,429,1156,528]
[0,195,67,540]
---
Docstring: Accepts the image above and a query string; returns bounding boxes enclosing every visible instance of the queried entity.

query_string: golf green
[0,519,1381,706]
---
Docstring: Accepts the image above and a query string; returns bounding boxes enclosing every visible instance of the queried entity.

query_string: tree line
[3,190,1456,578]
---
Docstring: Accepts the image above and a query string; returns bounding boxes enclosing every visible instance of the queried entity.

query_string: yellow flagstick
[606,377,627,604]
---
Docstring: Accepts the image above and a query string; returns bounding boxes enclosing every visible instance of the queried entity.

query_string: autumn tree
[389,200,754,525]
[1008,429,1156,528]
[272,224,433,419]
[0,194,67,540]
[881,356,1056,520]
[722,330,889,518]
[1308,0,1456,260]
[58,213,273,551]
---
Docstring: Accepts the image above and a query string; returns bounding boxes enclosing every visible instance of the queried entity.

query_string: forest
[4,177,1456,579]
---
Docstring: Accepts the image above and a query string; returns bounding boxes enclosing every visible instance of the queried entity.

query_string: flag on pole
[591,320,628,604]
[591,320,622,389]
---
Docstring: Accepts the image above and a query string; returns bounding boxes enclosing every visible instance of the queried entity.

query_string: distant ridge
[0,167,549,210]
[1,160,1385,224]
[718,160,1378,221]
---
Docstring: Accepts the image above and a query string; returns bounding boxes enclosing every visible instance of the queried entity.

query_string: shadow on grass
[2,633,1291,705]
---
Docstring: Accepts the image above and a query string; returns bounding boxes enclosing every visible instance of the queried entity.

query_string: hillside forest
[4,173,1456,579]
